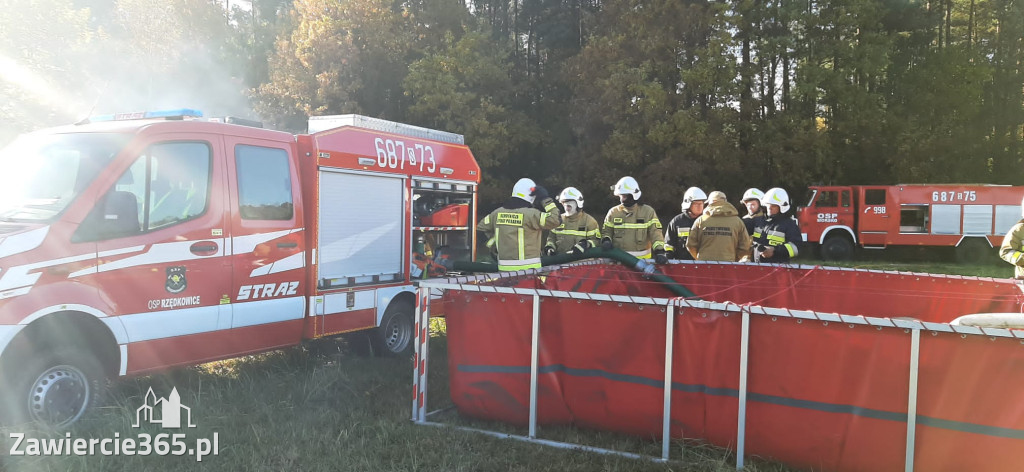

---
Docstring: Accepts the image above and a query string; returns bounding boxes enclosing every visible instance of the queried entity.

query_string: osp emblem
[165,266,187,294]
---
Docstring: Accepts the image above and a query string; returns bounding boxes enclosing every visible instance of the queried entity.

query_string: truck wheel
[3,349,105,428]
[956,238,994,264]
[821,237,854,261]
[372,301,414,357]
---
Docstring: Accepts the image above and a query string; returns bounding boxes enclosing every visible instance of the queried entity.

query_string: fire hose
[449,247,698,299]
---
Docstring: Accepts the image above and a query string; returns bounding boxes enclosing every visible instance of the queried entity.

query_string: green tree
[567,0,743,216]
[404,31,544,207]
[93,0,248,115]
[0,0,94,141]
[255,0,417,130]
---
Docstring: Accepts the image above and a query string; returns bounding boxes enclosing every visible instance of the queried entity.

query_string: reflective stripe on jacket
[603,204,665,259]
[478,198,561,271]
[751,215,801,263]
[743,210,766,236]
[546,211,601,253]
[665,212,699,260]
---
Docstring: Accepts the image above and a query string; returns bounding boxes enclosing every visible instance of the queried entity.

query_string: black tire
[821,236,855,261]
[2,348,106,428]
[371,301,415,357]
[956,238,995,264]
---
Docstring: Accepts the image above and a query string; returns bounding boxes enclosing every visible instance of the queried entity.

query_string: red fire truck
[797,184,1024,261]
[0,110,479,426]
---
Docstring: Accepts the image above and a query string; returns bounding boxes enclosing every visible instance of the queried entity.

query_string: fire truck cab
[0,110,479,426]
[797,184,1024,261]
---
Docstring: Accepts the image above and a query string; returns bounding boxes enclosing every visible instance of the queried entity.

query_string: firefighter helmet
[682,187,707,205]
[762,187,791,213]
[512,178,536,204]
[612,176,642,200]
[742,188,764,202]
[559,187,584,208]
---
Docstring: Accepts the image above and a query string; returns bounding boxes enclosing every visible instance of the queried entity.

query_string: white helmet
[512,178,536,204]
[742,188,764,202]
[682,187,707,205]
[612,176,641,200]
[762,187,791,213]
[559,187,584,208]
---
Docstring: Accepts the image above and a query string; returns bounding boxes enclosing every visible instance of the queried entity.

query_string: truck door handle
[277,242,298,249]
[190,241,219,256]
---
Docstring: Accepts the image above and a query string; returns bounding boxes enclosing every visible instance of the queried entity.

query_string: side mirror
[72,191,141,242]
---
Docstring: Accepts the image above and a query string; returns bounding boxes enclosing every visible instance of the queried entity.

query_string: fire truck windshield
[0,132,129,221]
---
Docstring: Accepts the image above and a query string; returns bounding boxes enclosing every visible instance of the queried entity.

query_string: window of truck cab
[74,141,212,241]
[815,190,839,207]
[0,132,129,222]
[234,145,293,221]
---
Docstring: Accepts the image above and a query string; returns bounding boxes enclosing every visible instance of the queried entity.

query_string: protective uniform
[743,210,766,236]
[665,213,699,260]
[999,197,1024,279]
[478,178,561,271]
[665,187,706,260]
[751,188,801,263]
[602,177,666,260]
[687,192,751,262]
[545,187,601,254]
[546,214,601,254]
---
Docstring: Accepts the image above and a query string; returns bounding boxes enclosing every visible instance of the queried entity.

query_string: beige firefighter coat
[546,211,601,253]
[603,204,665,259]
[686,200,752,262]
[1000,219,1024,279]
[478,198,562,271]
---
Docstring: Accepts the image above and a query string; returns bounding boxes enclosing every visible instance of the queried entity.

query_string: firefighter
[545,187,601,255]
[999,196,1024,279]
[600,176,668,263]
[686,191,752,262]
[741,187,766,236]
[664,187,706,260]
[751,187,801,263]
[478,178,562,271]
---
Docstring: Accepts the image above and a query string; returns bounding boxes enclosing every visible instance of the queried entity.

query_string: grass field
[0,255,1011,471]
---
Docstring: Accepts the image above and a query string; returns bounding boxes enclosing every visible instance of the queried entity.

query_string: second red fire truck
[797,184,1024,261]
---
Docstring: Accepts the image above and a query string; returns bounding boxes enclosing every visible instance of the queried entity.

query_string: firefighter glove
[570,240,591,255]
[654,249,668,265]
[531,185,549,203]
[636,259,657,277]
[601,237,613,251]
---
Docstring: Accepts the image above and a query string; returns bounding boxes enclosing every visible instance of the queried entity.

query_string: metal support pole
[529,294,541,439]
[661,304,676,461]
[417,289,432,423]
[905,328,921,472]
[412,287,425,422]
[736,309,750,470]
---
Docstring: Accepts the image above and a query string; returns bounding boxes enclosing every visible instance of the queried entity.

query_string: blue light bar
[86,108,204,123]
